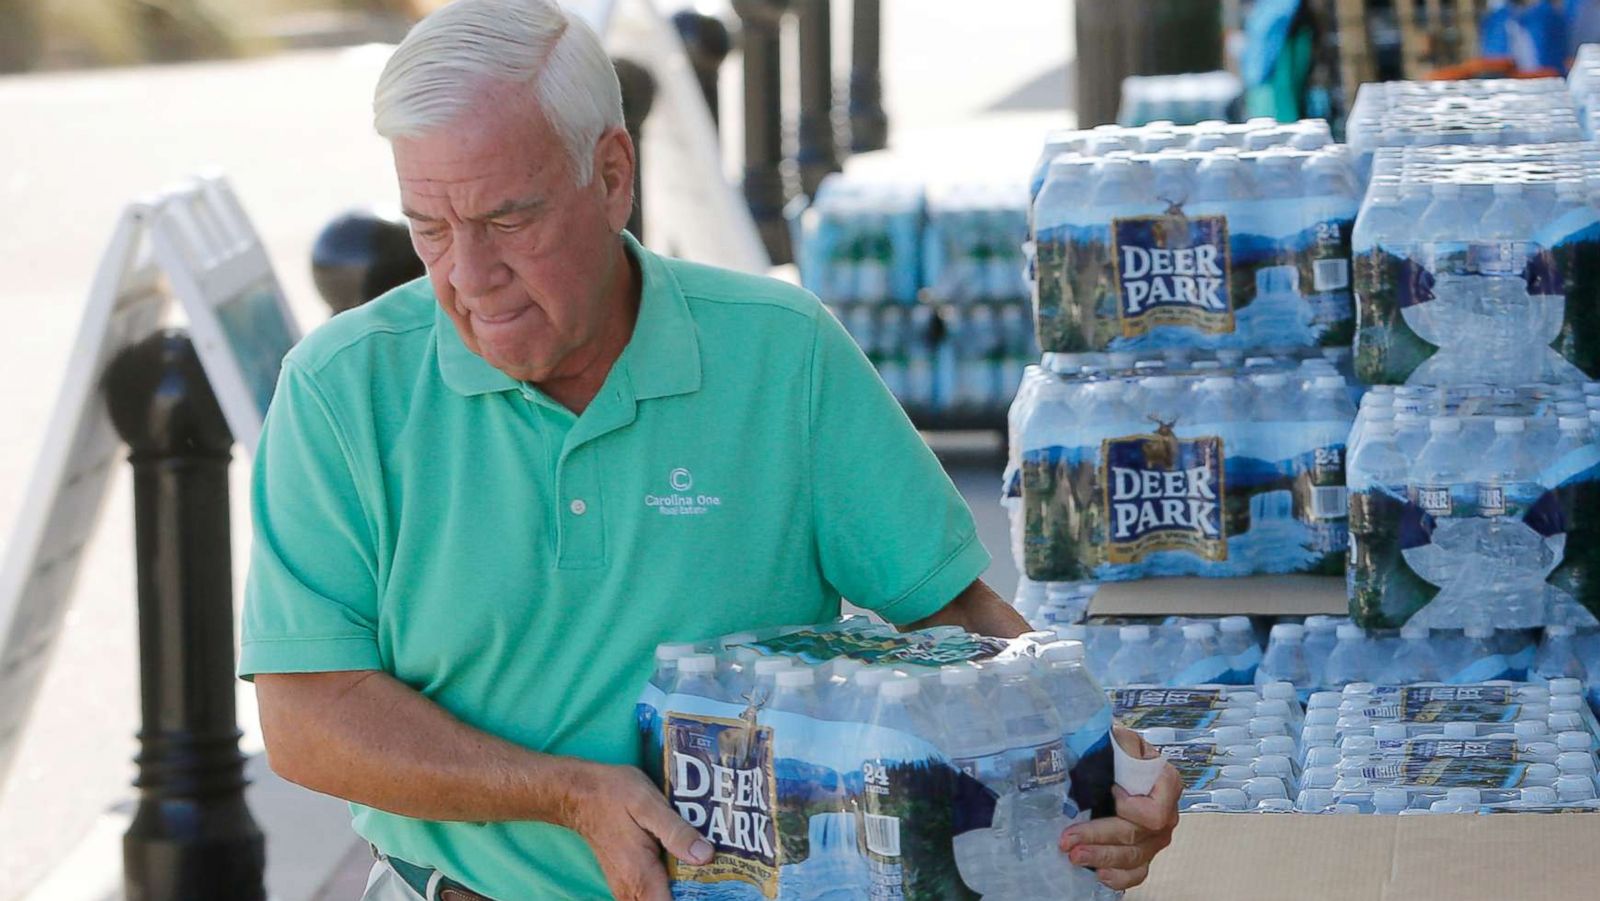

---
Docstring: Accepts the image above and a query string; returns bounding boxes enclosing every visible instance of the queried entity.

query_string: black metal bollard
[847,0,887,152]
[796,0,842,197]
[105,330,265,901]
[671,9,733,128]
[731,0,794,265]
[614,57,657,244]
[311,207,426,314]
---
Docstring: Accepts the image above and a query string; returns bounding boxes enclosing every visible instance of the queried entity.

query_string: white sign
[0,176,299,789]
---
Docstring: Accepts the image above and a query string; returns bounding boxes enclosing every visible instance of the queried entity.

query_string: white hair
[373,0,623,185]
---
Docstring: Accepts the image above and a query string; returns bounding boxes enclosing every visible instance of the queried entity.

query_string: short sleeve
[807,308,991,624]
[238,361,383,680]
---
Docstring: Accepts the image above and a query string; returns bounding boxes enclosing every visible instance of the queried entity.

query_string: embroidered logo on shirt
[646,467,722,516]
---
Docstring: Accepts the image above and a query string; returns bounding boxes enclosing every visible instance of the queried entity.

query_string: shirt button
[569,499,588,516]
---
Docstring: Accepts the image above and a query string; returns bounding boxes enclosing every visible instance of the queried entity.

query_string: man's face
[392,82,634,383]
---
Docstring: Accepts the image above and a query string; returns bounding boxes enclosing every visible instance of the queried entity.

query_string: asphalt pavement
[0,2,1073,897]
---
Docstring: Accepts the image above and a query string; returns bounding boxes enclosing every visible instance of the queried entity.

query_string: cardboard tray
[1090,575,1347,618]
[1129,812,1600,900]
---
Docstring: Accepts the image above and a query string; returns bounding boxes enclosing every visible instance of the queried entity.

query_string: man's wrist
[542,756,601,832]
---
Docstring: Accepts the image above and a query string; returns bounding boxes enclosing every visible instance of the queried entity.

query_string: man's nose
[448,228,511,297]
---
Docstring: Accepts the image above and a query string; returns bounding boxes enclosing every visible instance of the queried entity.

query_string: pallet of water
[1027,120,1358,355]
[1007,358,1354,584]
[636,619,1121,900]
[1346,385,1600,630]
[1352,143,1600,387]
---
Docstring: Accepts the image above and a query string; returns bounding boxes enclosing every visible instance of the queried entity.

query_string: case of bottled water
[830,299,1036,415]
[794,176,925,306]
[1012,359,1354,584]
[1346,386,1600,631]
[922,181,1031,304]
[1029,123,1357,355]
[1351,143,1600,387]
[637,619,1121,900]
[1345,79,1584,177]
[1117,72,1243,128]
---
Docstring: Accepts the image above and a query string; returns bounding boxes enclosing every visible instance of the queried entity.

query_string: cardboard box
[1130,812,1600,900]
[1090,575,1347,618]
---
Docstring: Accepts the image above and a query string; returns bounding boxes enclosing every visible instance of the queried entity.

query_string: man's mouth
[472,306,530,325]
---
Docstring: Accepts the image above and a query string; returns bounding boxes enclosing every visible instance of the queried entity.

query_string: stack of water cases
[1345,384,1600,631]
[1296,680,1600,814]
[1352,144,1600,387]
[1345,79,1585,179]
[794,173,1037,422]
[1005,352,1356,598]
[637,619,1121,900]
[1029,118,1358,355]
[1111,684,1305,813]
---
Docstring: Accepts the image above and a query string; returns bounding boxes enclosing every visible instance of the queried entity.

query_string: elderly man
[241,1,1180,899]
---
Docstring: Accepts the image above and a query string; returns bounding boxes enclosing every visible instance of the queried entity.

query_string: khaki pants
[360,859,433,901]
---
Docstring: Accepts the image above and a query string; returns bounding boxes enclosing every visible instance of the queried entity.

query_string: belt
[372,845,496,901]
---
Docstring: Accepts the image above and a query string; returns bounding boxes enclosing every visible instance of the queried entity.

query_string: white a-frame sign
[0,175,300,788]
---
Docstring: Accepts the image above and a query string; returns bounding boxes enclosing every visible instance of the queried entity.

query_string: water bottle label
[1110,688,1228,730]
[1016,739,1070,792]
[1412,483,1454,518]
[1103,429,1227,564]
[1478,484,1508,517]
[1110,212,1234,337]
[1358,739,1530,789]
[663,712,781,897]
[1399,685,1518,721]
[732,627,1008,668]
[1157,743,1225,790]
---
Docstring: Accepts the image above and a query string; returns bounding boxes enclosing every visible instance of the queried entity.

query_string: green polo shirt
[238,233,989,899]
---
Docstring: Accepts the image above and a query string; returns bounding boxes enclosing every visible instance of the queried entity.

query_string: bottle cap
[1248,717,1288,738]
[1521,786,1559,805]
[1256,700,1294,720]
[1557,776,1598,801]
[1558,752,1598,774]
[1211,726,1252,746]
[656,642,698,662]
[1429,417,1463,433]
[1400,623,1430,640]
[679,654,718,675]
[1120,624,1152,642]
[1219,615,1253,634]
[754,657,795,676]
[1307,691,1343,710]
[1183,623,1216,640]
[1245,777,1290,800]
[1141,727,1178,745]
[1254,756,1295,780]
[1343,681,1377,695]
[1373,787,1411,812]
[1260,735,1298,757]
[1559,416,1590,433]
[1526,763,1561,783]
[1515,720,1550,740]
[1549,712,1585,732]
[1374,723,1410,741]
[1219,764,1257,782]
[878,677,920,699]
[776,668,815,688]
[1558,731,1594,752]
[939,665,980,687]
[1144,375,1180,390]
[1548,677,1583,697]
[1314,376,1345,390]
[1464,624,1494,639]
[1551,695,1585,712]
[1304,746,1342,769]
[1494,417,1527,434]
[1304,708,1340,727]
[1040,641,1085,664]
[1298,789,1337,812]
[1302,725,1338,746]
[1336,624,1364,640]
[1302,767,1337,789]
[1210,789,1250,810]
[1261,682,1297,703]
[1269,623,1305,641]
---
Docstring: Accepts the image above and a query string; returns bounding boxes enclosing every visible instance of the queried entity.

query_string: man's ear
[594,127,636,233]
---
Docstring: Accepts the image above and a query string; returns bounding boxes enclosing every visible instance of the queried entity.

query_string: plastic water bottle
[1106,625,1163,686]
[1257,624,1314,698]
[1171,622,1229,685]
[1382,624,1443,683]
[1534,625,1590,682]
[1218,616,1262,683]
[936,666,1014,898]
[1320,624,1370,689]
[990,658,1101,898]
[1302,617,1340,688]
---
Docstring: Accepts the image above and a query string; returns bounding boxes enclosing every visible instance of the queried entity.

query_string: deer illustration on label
[1102,416,1227,564]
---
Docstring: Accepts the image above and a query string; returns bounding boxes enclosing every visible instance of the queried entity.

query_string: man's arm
[899,577,1029,637]
[904,577,1183,891]
[256,670,710,901]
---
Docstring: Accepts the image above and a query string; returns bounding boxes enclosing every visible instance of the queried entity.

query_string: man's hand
[1058,726,1182,891]
[563,762,713,901]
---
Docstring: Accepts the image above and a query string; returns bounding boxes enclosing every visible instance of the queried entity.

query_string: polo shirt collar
[435,231,702,401]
